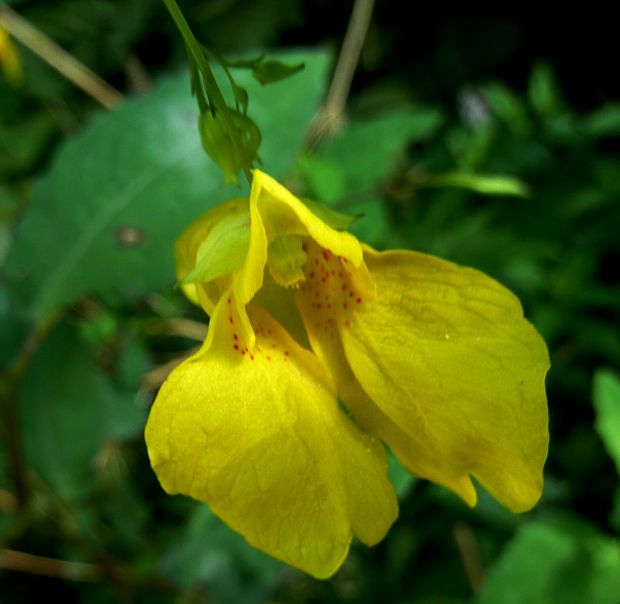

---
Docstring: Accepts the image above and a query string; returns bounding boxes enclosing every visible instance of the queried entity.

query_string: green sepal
[301,198,362,230]
[182,207,251,284]
[252,60,305,85]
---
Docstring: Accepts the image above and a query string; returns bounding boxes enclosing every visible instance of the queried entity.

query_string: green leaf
[301,108,444,201]
[593,368,620,474]
[160,504,282,601]
[18,321,146,499]
[299,108,442,247]
[581,103,620,139]
[476,519,620,604]
[252,59,304,85]
[5,50,329,319]
[528,62,564,118]
[423,171,529,197]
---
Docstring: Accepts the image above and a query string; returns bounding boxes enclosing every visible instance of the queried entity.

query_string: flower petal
[145,299,397,578]
[340,249,549,512]
[230,170,372,350]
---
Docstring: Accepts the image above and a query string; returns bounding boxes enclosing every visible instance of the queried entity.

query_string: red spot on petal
[267,356,271,361]
[228,316,233,324]
[250,354,254,360]
[322,250,331,261]
[284,351,290,356]
[234,344,239,350]
[343,302,348,309]
[233,334,238,340]
[241,350,246,356]
[342,284,348,290]
[356,297,362,303]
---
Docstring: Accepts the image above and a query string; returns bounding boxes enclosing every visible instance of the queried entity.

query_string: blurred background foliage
[1,0,619,602]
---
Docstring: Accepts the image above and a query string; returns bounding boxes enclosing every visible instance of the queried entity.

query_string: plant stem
[0,3,122,109]
[306,0,376,146]
[162,0,253,186]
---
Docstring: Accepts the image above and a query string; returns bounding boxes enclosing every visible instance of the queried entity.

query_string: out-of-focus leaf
[5,50,329,319]
[160,504,282,603]
[301,108,444,201]
[528,62,564,118]
[422,171,529,197]
[593,368,620,474]
[581,103,620,139]
[252,59,304,85]
[481,81,531,136]
[476,519,620,604]
[18,321,145,499]
[299,108,442,246]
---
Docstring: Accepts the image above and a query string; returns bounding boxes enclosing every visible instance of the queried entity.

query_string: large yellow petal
[340,249,549,512]
[145,300,397,578]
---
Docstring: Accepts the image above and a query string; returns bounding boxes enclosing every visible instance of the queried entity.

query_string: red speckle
[310,272,315,278]
[322,250,331,261]
[234,344,239,350]
[267,355,272,361]
[228,316,233,324]
[241,350,246,356]
[356,297,362,304]
[342,284,348,290]
[342,258,348,263]
[343,302,348,309]
[233,334,238,340]
[284,351,290,356]
[250,354,254,360]
[344,320,351,327]
[349,291,354,298]
[227,297,231,304]
[316,304,322,309]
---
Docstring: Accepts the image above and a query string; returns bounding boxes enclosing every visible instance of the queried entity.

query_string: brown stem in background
[0,3,123,108]
[453,522,485,593]
[306,0,376,147]
[0,549,105,582]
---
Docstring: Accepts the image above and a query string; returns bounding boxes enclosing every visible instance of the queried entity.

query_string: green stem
[161,0,253,186]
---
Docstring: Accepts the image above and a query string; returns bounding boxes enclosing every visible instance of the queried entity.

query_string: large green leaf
[18,321,146,500]
[476,519,620,604]
[298,108,443,246]
[593,368,620,474]
[160,504,282,603]
[5,50,329,319]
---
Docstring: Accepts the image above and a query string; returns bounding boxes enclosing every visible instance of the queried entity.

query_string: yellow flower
[145,170,549,578]
[0,26,23,87]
